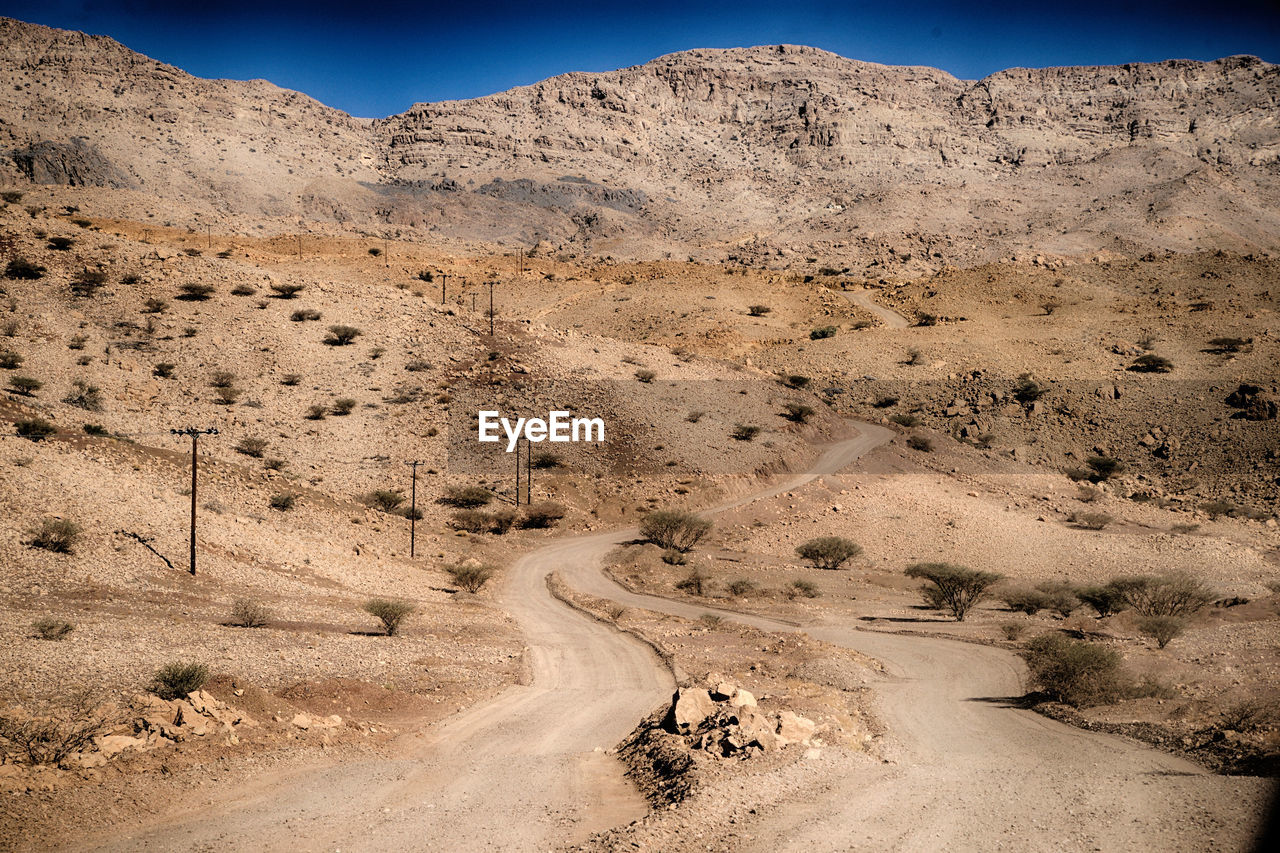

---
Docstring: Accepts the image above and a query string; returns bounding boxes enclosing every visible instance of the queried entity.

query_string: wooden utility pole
[440,273,447,305]
[170,427,218,575]
[384,237,390,268]
[525,437,533,504]
[405,460,424,557]
[514,442,521,506]
[297,234,303,258]
[206,223,212,250]
[488,281,495,336]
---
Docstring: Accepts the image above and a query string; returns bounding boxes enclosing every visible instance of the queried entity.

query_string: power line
[170,427,218,575]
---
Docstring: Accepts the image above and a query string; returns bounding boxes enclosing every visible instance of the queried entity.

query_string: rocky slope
[2,18,1278,264]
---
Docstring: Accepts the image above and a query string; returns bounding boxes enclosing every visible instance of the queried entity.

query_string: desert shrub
[783,374,810,389]
[675,571,707,596]
[330,397,357,416]
[67,335,87,351]
[449,510,490,533]
[446,563,494,593]
[699,613,724,628]
[290,308,322,322]
[727,579,757,596]
[730,423,761,441]
[641,509,712,552]
[228,598,271,628]
[1075,584,1130,617]
[209,370,236,388]
[661,548,687,566]
[29,518,80,554]
[177,282,216,301]
[905,562,1002,621]
[1085,456,1125,482]
[747,305,771,316]
[1137,616,1185,649]
[906,435,933,452]
[365,490,406,512]
[231,283,257,296]
[363,598,415,635]
[16,417,56,440]
[62,380,102,411]
[873,395,899,408]
[1076,485,1102,503]
[268,493,295,511]
[890,413,920,427]
[213,385,240,405]
[0,349,22,369]
[1114,572,1215,617]
[69,270,108,297]
[405,359,432,372]
[235,436,269,458]
[634,369,655,383]
[9,375,41,395]
[0,190,21,203]
[0,693,116,766]
[795,536,862,570]
[810,325,837,340]
[1072,511,1113,530]
[281,373,302,386]
[522,502,566,529]
[47,236,75,251]
[324,325,361,346]
[1002,588,1052,615]
[686,410,704,423]
[1001,622,1027,641]
[783,402,815,423]
[531,451,561,469]
[32,618,74,641]
[1023,633,1127,707]
[150,662,209,700]
[142,297,168,314]
[182,326,198,337]
[270,282,305,299]
[1010,374,1045,404]
[304,404,327,420]
[1129,354,1173,373]
[915,313,937,327]
[82,423,108,436]
[787,579,821,599]
[4,258,46,280]
[441,485,492,508]
[487,508,518,534]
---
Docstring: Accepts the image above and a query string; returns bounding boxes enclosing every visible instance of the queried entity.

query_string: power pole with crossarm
[170,427,219,575]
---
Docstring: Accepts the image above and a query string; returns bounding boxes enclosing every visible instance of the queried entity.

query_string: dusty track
[842,287,911,329]
[82,422,1271,851]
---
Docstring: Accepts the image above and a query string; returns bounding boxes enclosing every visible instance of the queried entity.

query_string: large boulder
[776,710,817,745]
[663,688,715,734]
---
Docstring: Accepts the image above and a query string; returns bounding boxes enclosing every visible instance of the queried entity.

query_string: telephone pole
[514,442,521,507]
[440,273,447,305]
[405,460,424,557]
[488,281,495,336]
[525,437,533,504]
[170,427,218,575]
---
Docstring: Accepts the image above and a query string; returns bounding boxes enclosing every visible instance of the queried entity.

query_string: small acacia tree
[364,598,415,636]
[1022,633,1127,707]
[640,509,712,553]
[905,562,1002,621]
[795,536,862,570]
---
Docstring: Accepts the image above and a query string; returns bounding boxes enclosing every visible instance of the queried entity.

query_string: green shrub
[1137,616,1185,649]
[747,305,771,316]
[32,618,74,641]
[150,662,209,700]
[1113,572,1214,617]
[727,579,757,596]
[324,325,362,346]
[795,536,862,570]
[441,485,492,508]
[16,417,56,440]
[787,579,821,599]
[236,436,269,458]
[890,413,920,427]
[634,369,655,383]
[363,598,415,636]
[446,563,494,593]
[268,493,295,511]
[9,375,41,395]
[783,402,815,423]
[1129,354,1173,373]
[1076,584,1130,617]
[365,490,406,512]
[810,325,837,340]
[1022,633,1126,707]
[521,502,566,529]
[269,282,305,299]
[730,423,761,441]
[906,435,934,452]
[905,562,1002,621]
[330,397,357,416]
[1002,588,1052,615]
[177,282,216,301]
[228,598,271,628]
[1035,582,1079,616]
[4,258,46,280]
[0,349,22,369]
[62,380,102,411]
[29,518,80,553]
[640,510,712,552]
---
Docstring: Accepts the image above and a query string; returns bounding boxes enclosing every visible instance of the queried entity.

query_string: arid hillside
[2,18,1279,265]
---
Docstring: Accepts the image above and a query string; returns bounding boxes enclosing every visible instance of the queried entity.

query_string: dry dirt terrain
[0,14,1277,853]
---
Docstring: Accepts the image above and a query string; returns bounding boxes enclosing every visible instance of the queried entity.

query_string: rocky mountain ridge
[2,17,1278,266]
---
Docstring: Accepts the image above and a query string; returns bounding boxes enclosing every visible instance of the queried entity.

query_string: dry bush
[795,536,862,570]
[906,562,1002,621]
[1023,633,1127,707]
[446,563,494,593]
[324,325,362,346]
[0,692,117,766]
[441,485,493,508]
[269,493,295,511]
[641,510,712,552]
[150,662,209,700]
[290,308,321,322]
[890,413,919,427]
[634,369,655,383]
[531,451,561,469]
[0,349,22,369]
[228,598,271,628]
[331,397,357,416]
[142,297,168,314]
[810,325,837,339]
[1112,572,1215,617]
[906,435,934,452]
[675,571,708,596]
[32,618,74,640]
[782,374,810,389]
[730,423,761,441]
[783,402,815,423]
[209,370,236,388]
[29,518,81,554]
[787,579,821,599]
[177,282,216,301]
[1137,616,1186,649]
[304,404,327,420]
[153,362,175,378]
[16,417,56,440]
[4,257,46,279]
[1035,582,1079,616]
[727,579,757,596]
[9,374,41,395]
[69,270,108,297]
[661,548,687,566]
[685,410,704,423]
[521,502,566,529]
[1072,511,1113,530]
[213,385,241,405]
[365,490,405,512]
[1075,583,1130,617]
[1002,588,1052,615]
[235,436,269,457]
[449,509,490,533]
[1001,622,1027,640]
[1129,354,1173,373]
[269,282,305,298]
[363,598,415,636]
[231,284,257,296]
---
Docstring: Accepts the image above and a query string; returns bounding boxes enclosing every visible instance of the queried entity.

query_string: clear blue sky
[2,1,1277,117]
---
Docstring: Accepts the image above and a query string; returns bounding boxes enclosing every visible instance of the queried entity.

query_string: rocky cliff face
[2,19,1278,266]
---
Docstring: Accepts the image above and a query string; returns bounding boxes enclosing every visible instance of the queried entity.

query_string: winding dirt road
[86,422,1271,851]
[842,287,911,329]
